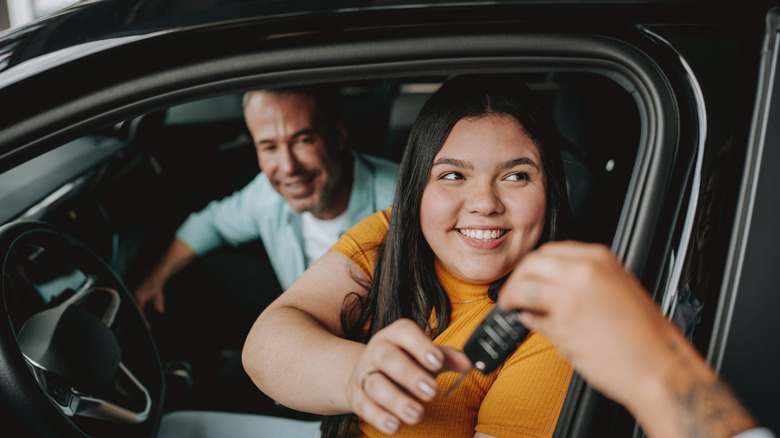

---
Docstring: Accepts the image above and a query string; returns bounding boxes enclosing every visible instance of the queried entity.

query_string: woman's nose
[464,181,504,215]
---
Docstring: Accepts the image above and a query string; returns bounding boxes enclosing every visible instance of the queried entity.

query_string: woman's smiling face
[420,114,547,284]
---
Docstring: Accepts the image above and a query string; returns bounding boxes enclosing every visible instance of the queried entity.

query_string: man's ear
[336,121,348,152]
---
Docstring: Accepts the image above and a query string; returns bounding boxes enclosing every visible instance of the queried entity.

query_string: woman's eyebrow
[497,157,540,171]
[432,157,472,169]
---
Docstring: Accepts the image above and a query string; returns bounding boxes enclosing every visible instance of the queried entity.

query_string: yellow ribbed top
[332,208,573,438]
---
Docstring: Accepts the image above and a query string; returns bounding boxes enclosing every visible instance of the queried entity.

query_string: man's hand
[498,241,757,438]
[132,238,197,318]
[133,281,165,316]
[498,241,666,403]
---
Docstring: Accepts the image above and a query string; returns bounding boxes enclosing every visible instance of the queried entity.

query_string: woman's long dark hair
[321,74,573,437]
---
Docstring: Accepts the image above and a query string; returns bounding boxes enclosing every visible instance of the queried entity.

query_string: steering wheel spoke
[0,221,163,437]
[18,286,151,424]
[28,361,152,423]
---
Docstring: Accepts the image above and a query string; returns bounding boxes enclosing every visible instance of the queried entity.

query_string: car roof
[0,0,774,169]
[0,0,774,74]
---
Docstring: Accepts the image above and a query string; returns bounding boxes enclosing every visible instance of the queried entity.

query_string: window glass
[165,94,244,125]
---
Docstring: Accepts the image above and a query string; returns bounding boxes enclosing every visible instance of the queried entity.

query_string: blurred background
[1,0,75,30]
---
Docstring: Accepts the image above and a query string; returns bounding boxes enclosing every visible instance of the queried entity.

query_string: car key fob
[464,306,530,374]
[446,306,530,397]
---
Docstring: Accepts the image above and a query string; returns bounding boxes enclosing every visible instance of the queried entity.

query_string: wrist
[140,275,167,290]
[622,350,681,436]
[625,329,756,438]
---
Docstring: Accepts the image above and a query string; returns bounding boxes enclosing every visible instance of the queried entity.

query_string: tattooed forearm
[661,335,757,438]
[674,378,756,438]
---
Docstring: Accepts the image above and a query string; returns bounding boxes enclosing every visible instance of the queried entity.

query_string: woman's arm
[242,250,368,413]
[242,250,469,434]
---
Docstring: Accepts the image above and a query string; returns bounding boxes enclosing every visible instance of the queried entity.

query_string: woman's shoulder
[344,207,392,242]
[330,207,392,278]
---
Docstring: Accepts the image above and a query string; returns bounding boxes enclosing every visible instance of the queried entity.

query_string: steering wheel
[0,220,164,438]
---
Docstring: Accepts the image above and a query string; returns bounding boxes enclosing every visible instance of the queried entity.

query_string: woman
[243,74,574,437]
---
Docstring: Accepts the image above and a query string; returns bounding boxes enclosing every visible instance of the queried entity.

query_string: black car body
[1,1,779,437]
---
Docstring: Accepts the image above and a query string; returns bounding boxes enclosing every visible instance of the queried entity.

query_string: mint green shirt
[175,151,398,289]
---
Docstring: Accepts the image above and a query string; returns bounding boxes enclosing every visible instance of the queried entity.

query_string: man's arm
[135,176,267,314]
[498,241,760,438]
[133,238,197,315]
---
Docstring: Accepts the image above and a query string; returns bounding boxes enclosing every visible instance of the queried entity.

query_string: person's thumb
[153,294,165,314]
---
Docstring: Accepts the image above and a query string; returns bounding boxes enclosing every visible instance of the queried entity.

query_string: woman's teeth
[458,229,506,241]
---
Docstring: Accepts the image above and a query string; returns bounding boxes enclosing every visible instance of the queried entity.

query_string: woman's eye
[440,171,464,180]
[506,171,530,181]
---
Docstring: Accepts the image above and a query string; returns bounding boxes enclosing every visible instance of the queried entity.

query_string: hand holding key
[497,241,705,410]
[348,319,471,434]
[496,241,669,406]
[495,240,761,438]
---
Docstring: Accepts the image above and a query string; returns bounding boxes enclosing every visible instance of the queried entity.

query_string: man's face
[245,91,345,218]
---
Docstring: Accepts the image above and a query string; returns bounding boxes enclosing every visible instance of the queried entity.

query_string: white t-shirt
[733,429,776,438]
[301,210,348,266]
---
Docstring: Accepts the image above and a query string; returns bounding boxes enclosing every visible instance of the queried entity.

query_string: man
[134,86,398,409]
[499,241,774,438]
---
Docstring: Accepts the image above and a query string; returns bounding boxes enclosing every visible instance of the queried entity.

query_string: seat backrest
[551,72,641,243]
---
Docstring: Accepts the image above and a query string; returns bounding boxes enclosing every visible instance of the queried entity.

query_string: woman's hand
[348,319,471,434]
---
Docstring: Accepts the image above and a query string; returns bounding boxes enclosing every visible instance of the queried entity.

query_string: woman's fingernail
[426,352,442,368]
[418,380,436,398]
[405,405,421,421]
[385,419,399,433]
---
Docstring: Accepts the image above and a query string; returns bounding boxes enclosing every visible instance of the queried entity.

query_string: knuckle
[571,261,597,283]
[388,318,413,334]
[371,342,394,365]
[354,397,374,418]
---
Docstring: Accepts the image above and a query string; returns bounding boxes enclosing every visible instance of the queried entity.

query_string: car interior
[9,77,639,287]
[10,72,639,270]
[0,71,643,436]
[7,0,780,433]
